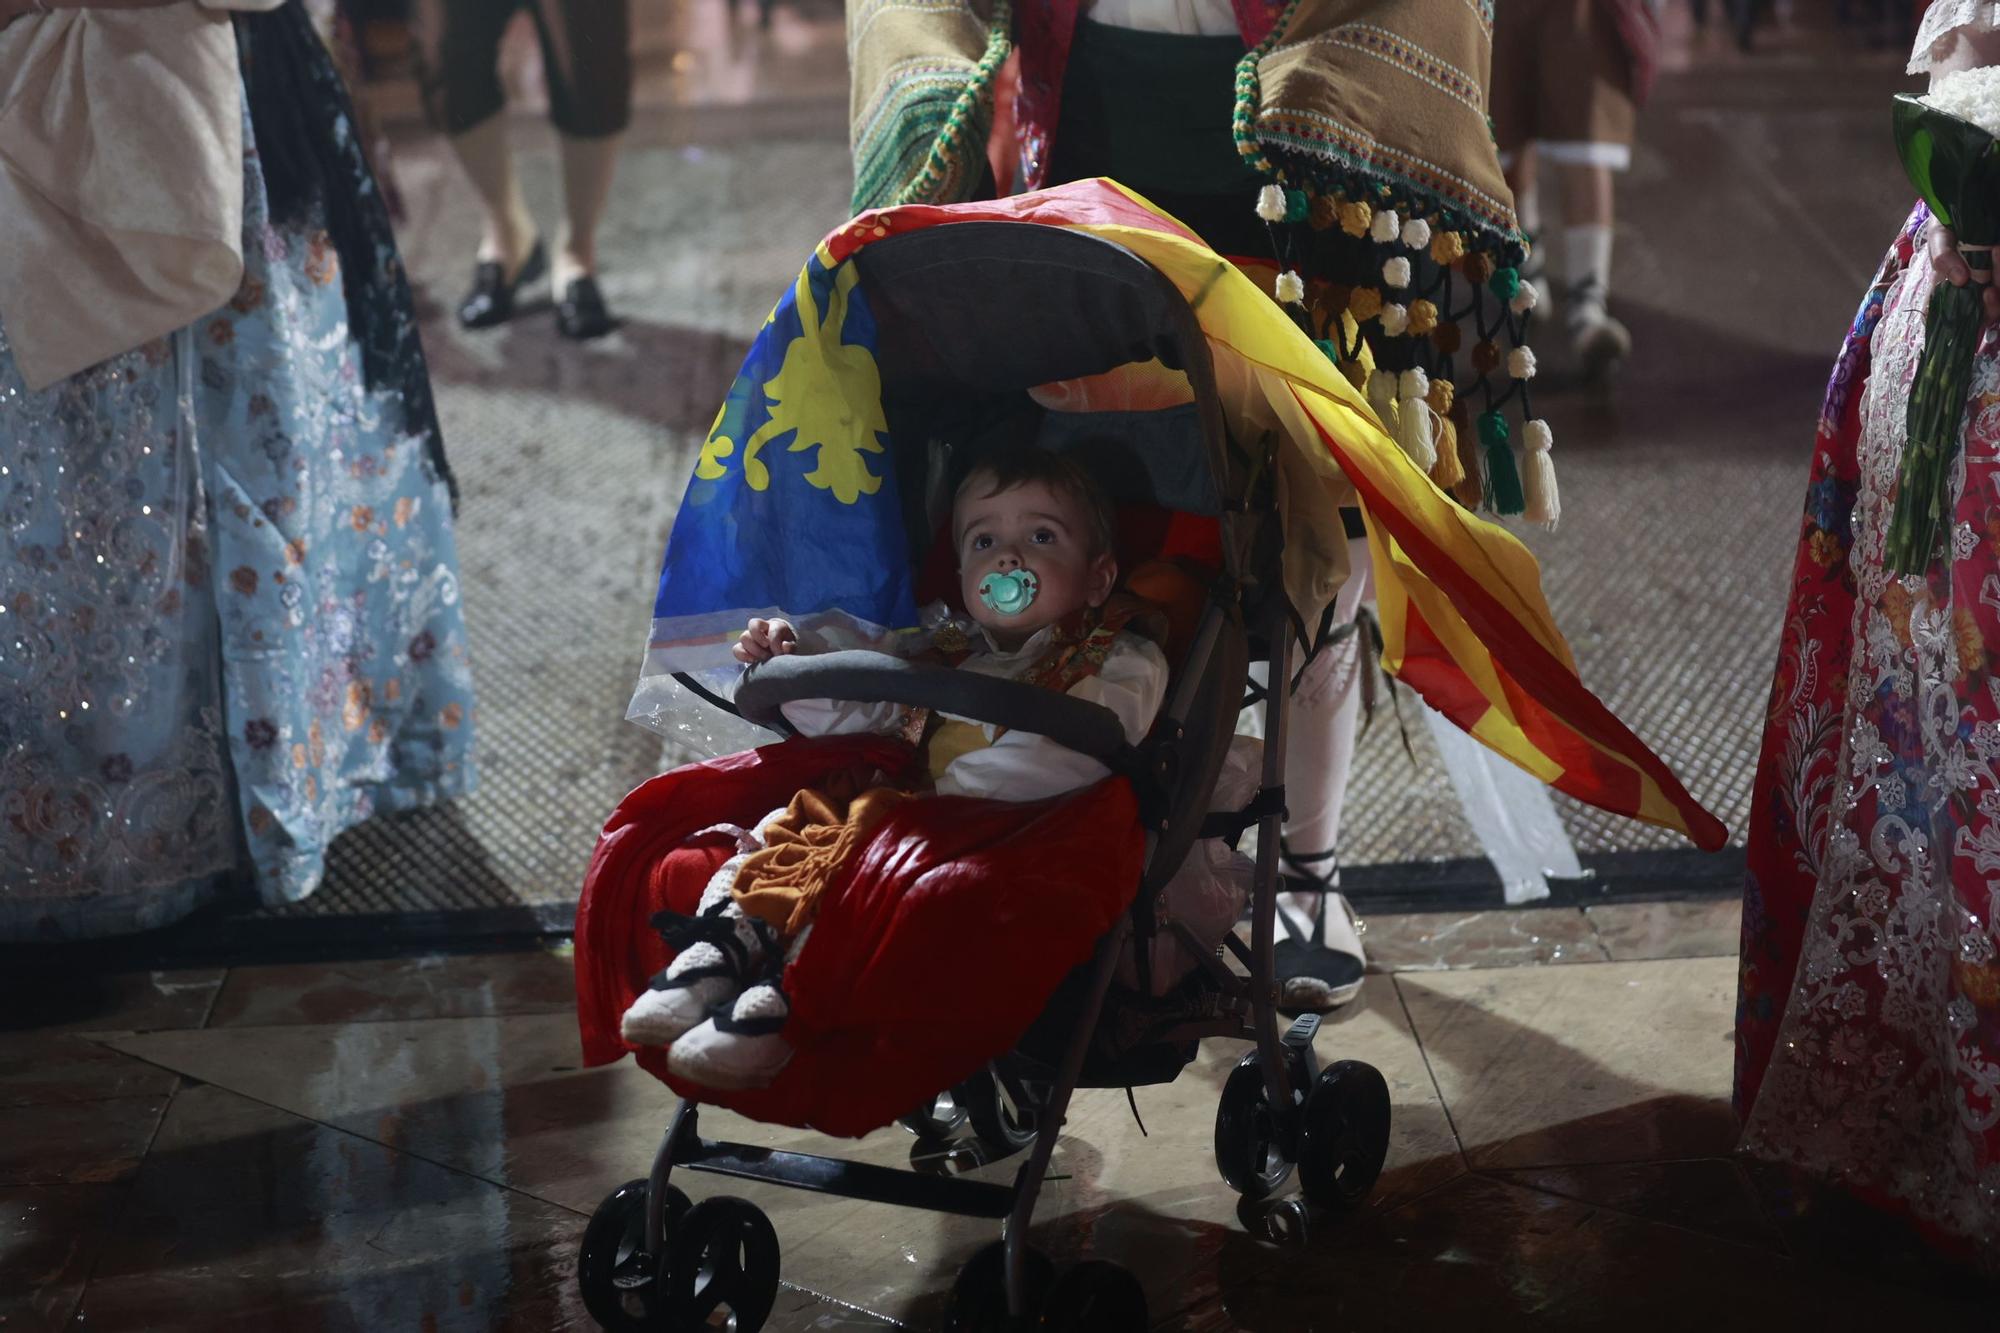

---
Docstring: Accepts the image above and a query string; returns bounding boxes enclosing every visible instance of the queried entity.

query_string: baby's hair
[954,446,1116,559]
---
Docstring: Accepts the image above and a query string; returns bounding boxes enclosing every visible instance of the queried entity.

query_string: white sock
[1560,224,1614,325]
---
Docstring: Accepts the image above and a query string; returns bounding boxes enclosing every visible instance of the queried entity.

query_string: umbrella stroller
[573,181,1725,1331]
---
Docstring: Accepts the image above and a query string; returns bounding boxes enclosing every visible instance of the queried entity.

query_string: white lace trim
[1910,0,2000,74]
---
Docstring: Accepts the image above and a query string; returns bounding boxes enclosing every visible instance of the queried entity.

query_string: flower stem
[1887,279,1986,574]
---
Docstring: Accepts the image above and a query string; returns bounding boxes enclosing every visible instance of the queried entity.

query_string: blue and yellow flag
[647,255,914,668]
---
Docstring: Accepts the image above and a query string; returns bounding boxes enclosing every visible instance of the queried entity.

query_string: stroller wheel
[959,1071,1038,1156]
[1213,1049,1307,1200]
[1298,1060,1392,1211]
[898,1089,970,1140]
[944,1239,1055,1332]
[577,1177,690,1331]
[1040,1259,1148,1332]
[659,1195,780,1332]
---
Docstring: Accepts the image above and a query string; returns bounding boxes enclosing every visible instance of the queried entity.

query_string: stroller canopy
[637,180,1725,852]
[848,220,1233,523]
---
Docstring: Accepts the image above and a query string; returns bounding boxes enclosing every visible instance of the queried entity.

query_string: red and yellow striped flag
[823,179,1726,851]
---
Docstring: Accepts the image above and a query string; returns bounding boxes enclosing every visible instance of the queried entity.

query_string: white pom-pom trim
[1401,217,1432,250]
[1275,270,1305,303]
[1398,368,1430,402]
[1510,283,1539,315]
[1256,185,1287,223]
[1382,256,1412,289]
[1379,303,1409,336]
[1524,419,1554,453]
[1370,209,1401,244]
[1507,346,1538,380]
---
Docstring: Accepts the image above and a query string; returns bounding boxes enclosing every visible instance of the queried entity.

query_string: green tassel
[1479,410,1524,515]
[1487,266,1522,304]
[1284,188,1310,223]
[1314,338,1340,363]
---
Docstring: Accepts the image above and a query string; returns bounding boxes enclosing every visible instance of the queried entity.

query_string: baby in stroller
[619,445,1171,1089]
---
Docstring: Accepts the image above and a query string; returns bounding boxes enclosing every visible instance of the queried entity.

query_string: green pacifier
[977,569,1039,616]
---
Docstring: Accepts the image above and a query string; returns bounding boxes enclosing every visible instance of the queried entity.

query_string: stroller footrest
[676,1136,1016,1219]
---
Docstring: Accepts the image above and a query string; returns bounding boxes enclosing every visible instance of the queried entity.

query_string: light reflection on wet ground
[7,908,1989,1329]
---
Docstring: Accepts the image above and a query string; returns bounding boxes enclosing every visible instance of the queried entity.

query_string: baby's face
[954,477,1116,646]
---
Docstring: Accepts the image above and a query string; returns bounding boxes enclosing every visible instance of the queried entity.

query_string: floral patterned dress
[0,60,475,939]
[1737,205,2000,1261]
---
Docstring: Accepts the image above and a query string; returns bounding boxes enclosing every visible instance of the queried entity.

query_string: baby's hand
[733,617,798,664]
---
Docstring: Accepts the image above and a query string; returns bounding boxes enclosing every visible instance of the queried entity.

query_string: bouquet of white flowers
[1888,71,2000,572]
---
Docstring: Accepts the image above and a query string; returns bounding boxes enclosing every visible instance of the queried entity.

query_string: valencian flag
[646,256,914,654]
[637,180,1726,852]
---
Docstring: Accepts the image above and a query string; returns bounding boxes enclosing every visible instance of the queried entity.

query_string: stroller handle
[734,650,1133,764]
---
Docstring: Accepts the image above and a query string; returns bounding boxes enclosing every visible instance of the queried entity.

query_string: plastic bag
[1119,734,1263,995]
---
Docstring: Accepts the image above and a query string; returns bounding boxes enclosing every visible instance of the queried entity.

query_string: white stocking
[1275,535,1373,937]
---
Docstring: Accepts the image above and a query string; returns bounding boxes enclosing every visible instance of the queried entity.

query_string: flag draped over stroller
[634,179,1725,852]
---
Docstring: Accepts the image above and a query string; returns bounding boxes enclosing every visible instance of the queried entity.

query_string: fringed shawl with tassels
[848,0,1557,530]
[848,0,1521,260]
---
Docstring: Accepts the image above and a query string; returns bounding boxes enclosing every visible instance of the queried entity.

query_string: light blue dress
[0,96,476,939]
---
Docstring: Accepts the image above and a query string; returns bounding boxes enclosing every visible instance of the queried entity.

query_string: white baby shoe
[620,856,773,1047]
[666,983,796,1091]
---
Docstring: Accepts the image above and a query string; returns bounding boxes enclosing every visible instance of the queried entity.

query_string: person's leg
[1538,0,1636,384]
[532,0,633,336]
[415,0,541,277]
[1556,161,1626,374]
[452,115,542,277]
[554,133,624,289]
[413,0,547,329]
[1270,533,1374,1011]
[1278,550,1371,877]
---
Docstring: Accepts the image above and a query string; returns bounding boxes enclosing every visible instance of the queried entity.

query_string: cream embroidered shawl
[0,1,282,391]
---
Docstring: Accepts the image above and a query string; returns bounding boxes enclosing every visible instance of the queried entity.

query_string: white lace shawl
[1911,0,2000,74]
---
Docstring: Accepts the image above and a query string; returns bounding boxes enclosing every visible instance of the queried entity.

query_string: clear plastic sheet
[628,666,783,769]
[1119,734,1262,995]
[628,602,981,767]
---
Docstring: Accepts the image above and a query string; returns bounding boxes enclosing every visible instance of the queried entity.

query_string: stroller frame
[587,223,1392,1330]
[660,609,1298,1295]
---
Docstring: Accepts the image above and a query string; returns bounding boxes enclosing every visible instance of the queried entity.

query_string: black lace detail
[237,3,458,510]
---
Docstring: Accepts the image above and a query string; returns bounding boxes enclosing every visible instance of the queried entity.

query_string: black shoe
[1272,844,1366,1015]
[457,240,546,330]
[556,274,615,341]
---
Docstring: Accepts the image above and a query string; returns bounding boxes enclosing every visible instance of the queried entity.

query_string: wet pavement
[7,898,1988,1329]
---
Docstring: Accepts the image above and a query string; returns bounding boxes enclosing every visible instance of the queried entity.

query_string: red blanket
[574,734,1144,1137]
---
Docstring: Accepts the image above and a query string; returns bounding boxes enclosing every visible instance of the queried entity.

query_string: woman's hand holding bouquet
[1888,71,2000,571]
[1929,220,2000,324]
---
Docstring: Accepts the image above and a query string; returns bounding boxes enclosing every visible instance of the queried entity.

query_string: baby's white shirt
[775,624,1169,802]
